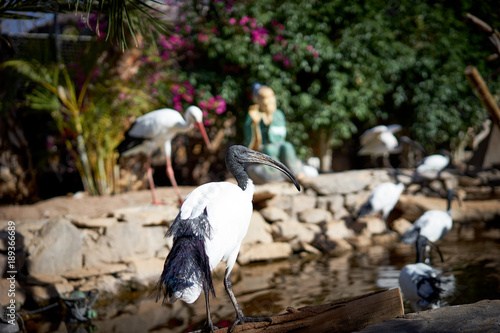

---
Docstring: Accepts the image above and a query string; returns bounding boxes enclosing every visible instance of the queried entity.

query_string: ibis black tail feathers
[154,235,215,305]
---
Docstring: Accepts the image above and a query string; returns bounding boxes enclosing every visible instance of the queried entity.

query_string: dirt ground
[0,186,197,221]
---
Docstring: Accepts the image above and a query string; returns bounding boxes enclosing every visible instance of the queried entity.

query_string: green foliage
[144,0,497,159]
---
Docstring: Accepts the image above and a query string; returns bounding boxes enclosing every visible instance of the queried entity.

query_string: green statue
[244,84,306,183]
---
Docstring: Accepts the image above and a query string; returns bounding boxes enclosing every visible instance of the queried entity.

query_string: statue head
[256,86,277,115]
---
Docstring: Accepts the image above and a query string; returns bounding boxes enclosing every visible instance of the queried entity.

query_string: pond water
[22,223,500,333]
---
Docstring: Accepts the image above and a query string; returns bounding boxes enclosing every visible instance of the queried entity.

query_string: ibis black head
[226,145,301,191]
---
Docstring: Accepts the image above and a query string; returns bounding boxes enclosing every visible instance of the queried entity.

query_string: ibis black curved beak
[242,148,301,191]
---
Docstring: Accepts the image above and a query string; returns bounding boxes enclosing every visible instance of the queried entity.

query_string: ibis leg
[146,155,161,205]
[204,287,217,333]
[165,152,183,205]
[224,268,272,332]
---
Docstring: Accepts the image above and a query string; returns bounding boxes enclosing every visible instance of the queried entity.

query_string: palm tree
[0,0,168,49]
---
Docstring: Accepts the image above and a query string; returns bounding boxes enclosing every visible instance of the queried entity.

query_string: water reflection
[26,225,500,332]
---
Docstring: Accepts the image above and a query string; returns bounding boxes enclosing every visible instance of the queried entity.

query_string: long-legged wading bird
[358,124,402,167]
[156,145,300,332]
[117,106,211,205]
[398,262,443,312]
[358,171,405,228]
[401,189,455,263]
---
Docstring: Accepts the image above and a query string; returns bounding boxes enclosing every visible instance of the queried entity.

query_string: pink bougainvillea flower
[229,18,236,25]
[239,16,250,25]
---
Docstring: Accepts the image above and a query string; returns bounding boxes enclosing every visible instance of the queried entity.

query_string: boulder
[27,217,82,275]
[238,242,292,265]
[298,208,332,224]
[324,220,355,240]
[273,220,321,244]
[241,212,273,246]
[82,222,145,266]
[112,205,179,225]
[260,206,290,223]
[127,257,164,287]
[307,170,391,195]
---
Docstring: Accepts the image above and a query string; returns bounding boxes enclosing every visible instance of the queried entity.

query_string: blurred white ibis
[358,171,405,228]
[156,145,300,332]
[401,189,455,263]
[117,106,211,205]
[358,124,402,167]
[416,154,450,175]
[399,263,443,312]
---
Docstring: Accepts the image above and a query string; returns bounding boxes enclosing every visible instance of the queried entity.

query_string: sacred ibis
[401,189,455,263]
[416,153,450,175]
[117,106,211,205]
[398,263,443,312]
[358,124,402,167]
[358,171,405,228]
[156,145,300,332]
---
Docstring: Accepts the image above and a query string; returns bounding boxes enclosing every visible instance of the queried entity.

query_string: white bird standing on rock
[155,145,300,332]
[358,172,405,227]
[401,189,455,263]
[416,154,450,175]
[358,124,402,167]
[398,263,443,312]
[117,106,212,205]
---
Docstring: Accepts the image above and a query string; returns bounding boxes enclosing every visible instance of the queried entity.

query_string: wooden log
[212,288,403,333]
[464,66,500,130]
[359,299,500,332]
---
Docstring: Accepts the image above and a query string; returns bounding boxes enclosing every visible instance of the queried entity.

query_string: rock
[67,214,117,228]
[266,195,293,213]
[324,220,354,240]
[127,258,164,287]
[311,234,353,255]
[0,279,25,306]
[80,274,122,294]
[112,205,179,225]
[298,208,332,224]
[307,170,391,195]
[391,217,413,236]
[241,212,273,246]
[346,234,373,248]
[273,220,321,243]
[29,281,74,305]
[358,216,387,236]
[291,195,317,217]
[27,217,82,275]
[260,206,290,223]
[372,232,399,246]
[82,222,145,266]
[238,242,292,265]
[62,263,128,280]
[291,240,322,255]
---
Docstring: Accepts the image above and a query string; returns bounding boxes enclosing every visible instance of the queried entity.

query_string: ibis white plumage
[358,124,402,167]
[401,189,455,263]
[117,106,211,205]
[156,145,300,332]
[416,154,450,174]
[358,172,405,225]
[398,263,443,312]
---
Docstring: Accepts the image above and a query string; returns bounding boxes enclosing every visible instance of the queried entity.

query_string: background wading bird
[398,262,444,312]
[401,189,456,263]
[358,124,402,167]
[358,171,405,229]
[155,145,300,332]
[117,106,211,205]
